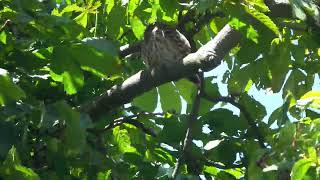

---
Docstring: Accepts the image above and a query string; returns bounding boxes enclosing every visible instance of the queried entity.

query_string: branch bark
[80,25,241,120]
[80,0,292,121]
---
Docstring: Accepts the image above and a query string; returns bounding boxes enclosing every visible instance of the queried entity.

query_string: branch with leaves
[87,112,162,137]
[80,0,294,121]
[172,72,204,179]
[80,24,242,120]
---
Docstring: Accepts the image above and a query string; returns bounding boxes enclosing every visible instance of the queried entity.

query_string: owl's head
[143,23,175,42]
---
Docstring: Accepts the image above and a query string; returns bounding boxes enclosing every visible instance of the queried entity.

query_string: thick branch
[80,25,241,120]
[81,0,293,121]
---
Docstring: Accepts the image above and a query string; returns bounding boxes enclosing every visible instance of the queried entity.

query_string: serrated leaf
[246,0,270,12]
[159,82,181,113]
[244,6,279,36]
[113,126,137,153]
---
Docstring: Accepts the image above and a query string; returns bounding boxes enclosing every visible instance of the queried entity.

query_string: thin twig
[201,92,266,149]
[0,19,12,32]
[87,112,162,137]
[172,71,204,179]
[205,158,243,169]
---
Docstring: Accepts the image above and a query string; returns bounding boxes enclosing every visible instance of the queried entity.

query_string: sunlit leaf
[291,158,314,180]
[130,16,146,40]
[0,70,26,105]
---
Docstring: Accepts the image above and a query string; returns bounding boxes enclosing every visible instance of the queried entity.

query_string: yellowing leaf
[297,91,320,109]
[74,12,88,28]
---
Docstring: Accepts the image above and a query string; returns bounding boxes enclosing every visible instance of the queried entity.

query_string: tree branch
[172,72,204,179]
[80,0,293,121]
[118,42,142,58]
[80,24,241,120]
[87,113,159,137]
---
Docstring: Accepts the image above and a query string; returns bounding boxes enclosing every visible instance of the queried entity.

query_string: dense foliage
[0,0,320,179]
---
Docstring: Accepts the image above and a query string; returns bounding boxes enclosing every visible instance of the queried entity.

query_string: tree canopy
[0,0,320,179]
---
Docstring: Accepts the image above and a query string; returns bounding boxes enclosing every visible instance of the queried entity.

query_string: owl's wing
[164,29,191,58]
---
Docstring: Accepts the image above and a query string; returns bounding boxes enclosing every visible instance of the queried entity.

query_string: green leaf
[159,82,181,113]
[0,31,7,44]
[239,94,267,122]
[283,69,309,99]
[0,121,16,157]
[246,25,259,43]
[71,43,120,76]
[292,1,307,21]
[228,17,246,30]
[157,116,185,145]
[201,109,246,136]
[266,38,291,92]
[74,12,88,28]
[244,6,279,36]
[51,46,84,95]
[204,77,220,97]
[128,0,140,16]
[3,146,21,166]
[174,79,197,104]
[291,158,313,180]
[132,88,158,112]
[2,146,40,180]
[106,3,126,39]
[246,0,270,12]
[130,16,146,40]
[56,4,83,16]
[113,126,137,154]
[277,122,296,149]
[298,91,320,109]
[0,71,26,105]
[53,101,86,155]
[198,98,214,115]
[82,37,118,56]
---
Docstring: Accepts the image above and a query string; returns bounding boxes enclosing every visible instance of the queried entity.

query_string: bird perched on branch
[141,23,191,71]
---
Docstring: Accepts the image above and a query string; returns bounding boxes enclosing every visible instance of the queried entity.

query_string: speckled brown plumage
[141,23,191,70]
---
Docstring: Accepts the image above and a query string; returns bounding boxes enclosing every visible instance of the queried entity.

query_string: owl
[141,23,191,70]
